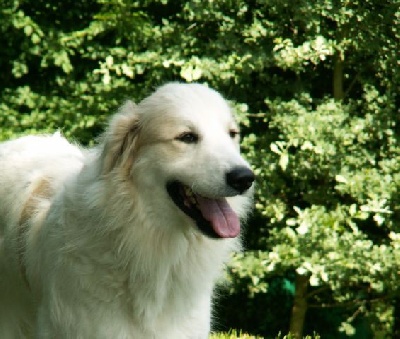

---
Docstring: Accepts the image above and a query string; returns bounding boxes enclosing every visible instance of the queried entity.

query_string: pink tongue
[196,196,240,238]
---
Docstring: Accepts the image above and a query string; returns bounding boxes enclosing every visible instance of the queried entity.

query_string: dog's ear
[101,100,141,175]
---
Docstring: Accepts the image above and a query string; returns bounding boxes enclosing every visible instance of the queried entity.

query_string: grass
[210,330,262,338]
[210,330,321,339]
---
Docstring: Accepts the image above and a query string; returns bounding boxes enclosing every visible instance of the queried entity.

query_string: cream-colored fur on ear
[101,100,141,174]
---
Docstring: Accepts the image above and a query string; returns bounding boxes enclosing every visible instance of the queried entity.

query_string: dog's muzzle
[166,166,254,239]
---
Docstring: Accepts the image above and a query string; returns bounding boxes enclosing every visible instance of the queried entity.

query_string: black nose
[226,166,255,193]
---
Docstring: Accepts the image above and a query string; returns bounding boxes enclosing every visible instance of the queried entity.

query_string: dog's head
[101,83,254,239]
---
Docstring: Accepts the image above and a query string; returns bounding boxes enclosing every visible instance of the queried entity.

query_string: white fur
[0,83,253,339]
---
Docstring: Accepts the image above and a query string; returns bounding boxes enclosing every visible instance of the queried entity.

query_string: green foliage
[0,0,399,337]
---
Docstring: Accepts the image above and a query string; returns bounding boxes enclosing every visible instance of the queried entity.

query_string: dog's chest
[120,238,220,326]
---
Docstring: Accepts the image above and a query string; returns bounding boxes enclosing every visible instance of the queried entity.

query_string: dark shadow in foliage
[215,276,294,338]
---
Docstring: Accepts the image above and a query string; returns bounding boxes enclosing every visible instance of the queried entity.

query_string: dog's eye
[176,132,199,144]
[229,130,239,139]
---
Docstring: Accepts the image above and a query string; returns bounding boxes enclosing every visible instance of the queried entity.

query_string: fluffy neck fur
[53,153,239,329]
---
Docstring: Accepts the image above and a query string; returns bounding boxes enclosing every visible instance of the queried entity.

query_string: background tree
[0,0,399,337]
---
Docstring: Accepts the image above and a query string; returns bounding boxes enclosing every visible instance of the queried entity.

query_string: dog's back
[0,134,84,338]
[0,134,84,235]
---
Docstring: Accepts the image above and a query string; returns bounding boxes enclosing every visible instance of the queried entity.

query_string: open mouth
[166,181,240,239]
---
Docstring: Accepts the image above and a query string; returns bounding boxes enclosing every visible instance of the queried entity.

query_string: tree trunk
[333,51,344,100]
[333,24,348,101]
[392,297,400,337]
[289,273,309,338]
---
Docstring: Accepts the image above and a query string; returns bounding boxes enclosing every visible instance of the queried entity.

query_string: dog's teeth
[182,186,199,207]
[184,187,195,199]
[184,187,192,197]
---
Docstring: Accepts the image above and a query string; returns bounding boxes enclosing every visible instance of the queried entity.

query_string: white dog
[0,83,254,338]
